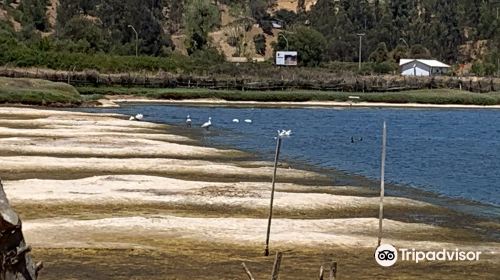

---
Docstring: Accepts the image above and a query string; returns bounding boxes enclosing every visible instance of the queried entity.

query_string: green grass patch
[77,86,500,105]
[0,77,82,106]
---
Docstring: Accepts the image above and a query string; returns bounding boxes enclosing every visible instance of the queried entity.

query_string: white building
[399,59,451,76]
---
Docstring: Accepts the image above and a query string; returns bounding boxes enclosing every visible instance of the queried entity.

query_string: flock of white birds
[129,114,255,131]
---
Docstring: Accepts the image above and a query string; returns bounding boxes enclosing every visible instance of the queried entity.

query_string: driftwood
[241,262,255,280]
[271,252,283,280]
[329,261,337,280]
[0,180,41,280]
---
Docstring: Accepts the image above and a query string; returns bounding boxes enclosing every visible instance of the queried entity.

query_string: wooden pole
[265,135,282,256]
[377,121,387,247]
[271,252,283,280]
[319,265,324,280]
[241,263,255,280]
[329,261,337,280]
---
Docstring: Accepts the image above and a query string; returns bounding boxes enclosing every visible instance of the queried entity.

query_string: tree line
[0,0,498,75]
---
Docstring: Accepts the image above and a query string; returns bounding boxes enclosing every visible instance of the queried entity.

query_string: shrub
[253,33,266,55]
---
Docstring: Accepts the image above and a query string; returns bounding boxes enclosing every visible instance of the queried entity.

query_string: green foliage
[471,61,497,76]
[0,77,82,106]
[253,34,266,55]
[185,0,221,54]
[60,17,109,53]
[391,44,409,62]
[410,44,432,59]
[57,0,171,56]
[274,26,327,66]
[371,61,396,74]
[19,0,49,31]
[369,42,389,63]
[77,86,500,106]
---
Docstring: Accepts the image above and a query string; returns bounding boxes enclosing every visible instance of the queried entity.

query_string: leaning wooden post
[377,121,387,247]
[241,262,255,280]
[264,133,283,256]
[271,252,283,280]
[0,179,42,279]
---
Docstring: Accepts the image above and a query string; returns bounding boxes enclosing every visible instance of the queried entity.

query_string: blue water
[80,105,500,213]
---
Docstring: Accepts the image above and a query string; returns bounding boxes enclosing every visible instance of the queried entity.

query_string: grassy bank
[78,86,500,105]
[0,77,83,106]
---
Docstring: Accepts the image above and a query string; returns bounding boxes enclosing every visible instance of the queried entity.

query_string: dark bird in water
[351,136,363,143]
[186,115,192,128]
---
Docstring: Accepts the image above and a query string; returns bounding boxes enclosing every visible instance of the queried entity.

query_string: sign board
[276,51,298,66]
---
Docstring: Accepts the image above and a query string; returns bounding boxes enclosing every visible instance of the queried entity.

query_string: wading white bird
[129,116,135,121]
[186,115,192,127]
[201,117,212,130]
[244,119,252,124]
[135,114,144,121]
[232,119,240,123]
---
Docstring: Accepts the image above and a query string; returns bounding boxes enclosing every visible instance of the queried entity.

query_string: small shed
[399,59,451,76]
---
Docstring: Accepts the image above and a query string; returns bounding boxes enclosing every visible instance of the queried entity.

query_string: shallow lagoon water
[79,104,500,218]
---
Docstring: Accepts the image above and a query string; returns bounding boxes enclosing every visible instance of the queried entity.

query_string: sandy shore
[1,106,499,279]
[108,97,500,109]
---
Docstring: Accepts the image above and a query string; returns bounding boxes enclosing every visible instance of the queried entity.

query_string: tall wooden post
[265,134,282,256]
[377,121,387,247]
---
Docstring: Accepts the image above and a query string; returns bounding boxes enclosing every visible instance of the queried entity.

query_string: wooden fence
[1,67,499,93]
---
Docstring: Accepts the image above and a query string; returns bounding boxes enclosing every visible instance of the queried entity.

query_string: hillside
[0,0,498,75]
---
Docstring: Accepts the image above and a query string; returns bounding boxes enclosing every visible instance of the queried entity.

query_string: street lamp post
[278,33,289,51]
[357,33,366,71]
[128,24,139,57]
[399,38,409,49]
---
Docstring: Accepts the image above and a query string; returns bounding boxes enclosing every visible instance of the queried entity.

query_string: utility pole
[357,33,366,71]
[128,24,139,57]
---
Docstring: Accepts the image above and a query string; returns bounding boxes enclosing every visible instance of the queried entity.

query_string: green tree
[253,33,266,55]
[369,42,389,63]
[410,44,431,59]
[391,44,409,62]
[274,26,327,66]
[20,0,49,31]
[184,0,220,54]
[60,16,109,53]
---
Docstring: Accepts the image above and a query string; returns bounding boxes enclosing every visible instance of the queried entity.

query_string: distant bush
[253,34,266,55]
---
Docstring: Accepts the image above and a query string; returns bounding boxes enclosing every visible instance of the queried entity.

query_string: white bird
[201,117,212,130]
[244,119,252,124]
[186,115,192,127]
[129,116,135,121]
[278,129,292,138]
[135,114,144,121]
[232,119,240,123]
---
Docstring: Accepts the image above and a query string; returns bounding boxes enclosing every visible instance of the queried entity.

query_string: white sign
[276,51,298,66]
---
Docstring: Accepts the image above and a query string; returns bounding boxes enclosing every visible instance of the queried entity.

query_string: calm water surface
[79,104,500,218]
